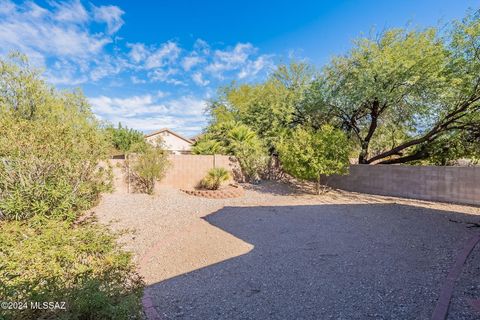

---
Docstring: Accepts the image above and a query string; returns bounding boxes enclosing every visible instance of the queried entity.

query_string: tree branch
[366,94,480,164]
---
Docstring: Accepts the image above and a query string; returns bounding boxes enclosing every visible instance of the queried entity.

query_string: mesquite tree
[317,11,480,164]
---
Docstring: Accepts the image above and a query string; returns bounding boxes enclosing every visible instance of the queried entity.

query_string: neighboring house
[145,128,193,154]
[190,133,204,143]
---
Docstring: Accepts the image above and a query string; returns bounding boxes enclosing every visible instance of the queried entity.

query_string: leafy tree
[277,125,351,194]
[106,122,146,154]
[315,11,480,164]
[207,62,314,152]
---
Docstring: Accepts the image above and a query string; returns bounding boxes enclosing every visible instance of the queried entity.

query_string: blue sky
[0,0,478,136]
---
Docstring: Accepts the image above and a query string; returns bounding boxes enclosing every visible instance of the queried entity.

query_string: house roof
[144,128,194,144]
[190,133,204,142]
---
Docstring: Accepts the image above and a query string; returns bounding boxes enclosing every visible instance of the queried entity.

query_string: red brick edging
[181,185,244,199]
[431,233,480,320]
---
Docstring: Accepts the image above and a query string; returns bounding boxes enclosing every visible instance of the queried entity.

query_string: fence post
[126,153,130,194]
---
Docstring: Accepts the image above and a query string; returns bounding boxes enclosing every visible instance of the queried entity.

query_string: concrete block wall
[158,154,241,189]
[323,165,480,206]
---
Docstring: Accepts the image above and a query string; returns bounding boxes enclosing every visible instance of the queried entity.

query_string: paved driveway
[147,203,480,319]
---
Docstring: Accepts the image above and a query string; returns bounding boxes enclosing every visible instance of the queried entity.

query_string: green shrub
[277,125,351,194]
[0,55,111,221]
[199,168,230,190]
[0,54,144,320]
[0,219,144,320]
[129,147,170,194]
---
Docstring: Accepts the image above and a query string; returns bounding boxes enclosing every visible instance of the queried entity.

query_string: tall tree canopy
[317,11,480,164]
[205,11,480,166]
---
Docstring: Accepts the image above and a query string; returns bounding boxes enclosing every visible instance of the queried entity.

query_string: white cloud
[238,55,274,79]
[0,1,275,90]
[205,43,256,74]
[128,43,148,63]
[147,68,184,85]
[145,41,181,69]
[181,55,204,71]
[192,72,210,86]
[92,4,125,34]
[165,96,206,116]
[89,94,167,117]
[131,75,147,84]
[53,0,89,23]
[194,38,210,54]
[0,0,124,85]
[0,0,16,14]
[125,40,271,85]
[89,94,207,135]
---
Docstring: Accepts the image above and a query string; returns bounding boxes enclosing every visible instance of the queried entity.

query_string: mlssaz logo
[30,302,67,310]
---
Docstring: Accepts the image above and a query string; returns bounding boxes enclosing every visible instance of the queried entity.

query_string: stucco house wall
[145,128,193,154]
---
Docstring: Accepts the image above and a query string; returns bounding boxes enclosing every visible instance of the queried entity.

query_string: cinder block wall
[158,154,240,189]
[323,165,480,206]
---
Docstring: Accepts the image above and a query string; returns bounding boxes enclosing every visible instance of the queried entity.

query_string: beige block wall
[158,154,240,189]
[323,165,480,206]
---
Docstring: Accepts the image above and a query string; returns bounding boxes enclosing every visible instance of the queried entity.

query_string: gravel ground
[93,166,480,319]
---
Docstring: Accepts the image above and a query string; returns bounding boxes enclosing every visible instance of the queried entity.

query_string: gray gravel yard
[93,168,480,319]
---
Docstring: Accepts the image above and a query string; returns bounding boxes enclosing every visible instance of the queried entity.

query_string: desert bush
[129,147,169,194]
[0,219,144,320]
[199,168,230,190]
[0,54,143,320]
[0,54,111,221]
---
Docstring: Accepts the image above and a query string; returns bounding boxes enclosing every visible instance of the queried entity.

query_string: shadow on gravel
[146,204,480,320]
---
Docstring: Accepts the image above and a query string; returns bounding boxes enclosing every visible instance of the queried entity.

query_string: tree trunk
[358,100,380,164]
[316,175,321,195]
